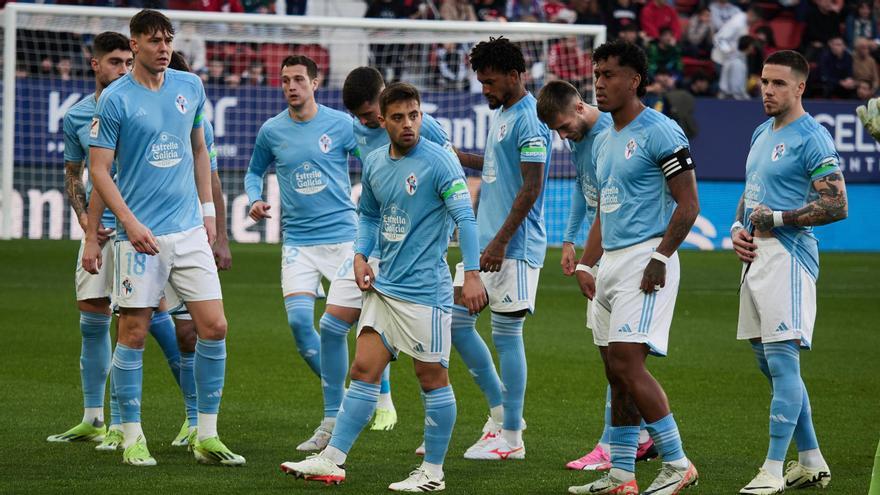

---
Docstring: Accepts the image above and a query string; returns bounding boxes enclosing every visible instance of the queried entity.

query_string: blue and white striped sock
[284,295,321,376]
[647,413,687,464]
[765,341,803,463]
[79,312,111,416]
[451,305,503,410]
[491,313,526,433]
[327,380,380,460]
[319,313,351,419]
[423,385,457,466]
[149,311,181,387]
[179,351,197,426]
[112,343,143,424]
[599,385,612,447]
[609,425,639,480]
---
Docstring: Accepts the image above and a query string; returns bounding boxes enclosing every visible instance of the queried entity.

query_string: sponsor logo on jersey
[599,176,625,213]
[405,173,418,195]
[582,177,599,208]
[319,133,332,153]
[482,147,497,184]
[625,138,637,159]
[743,172,766,209]
[121,278,134,296]
[497,122,508,141]
[175,94,188,114]
[89,117,100,138]
[291,162,327,194]
[772,142,785,161]
[146,132,185,168]
[381,204,410,242]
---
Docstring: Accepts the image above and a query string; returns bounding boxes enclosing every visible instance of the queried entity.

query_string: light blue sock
[646,413,686,462]
[284,295,321,377]
[793,380,819,452]
[319,313,350,419]
[109,366,120,426]
[380,365,391,394]
[599,385,612,445]
[609,425,639,473]
[491,313,526,431]
[423,385,457,465]
[179,351,198,425]
[450,305,503,408]
[112,343,143,423]
[149,312,181,387]
[751,341,772,382]
[327,380,380,454]
[195,338,226,414]
[80,312,111,409]
[765,341,803,461]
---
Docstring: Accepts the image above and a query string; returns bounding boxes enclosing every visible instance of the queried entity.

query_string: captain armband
[658,147,695,180]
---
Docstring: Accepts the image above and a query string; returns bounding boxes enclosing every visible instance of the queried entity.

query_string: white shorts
[357,290,451,367]
[737,237,816,348]
[164,283,191,320]
[326,255,381,309]
[75,236,115,301]
[113,226,222,309]
[591,238,680,356]
[281,242,352,298]
[453,258,540,313]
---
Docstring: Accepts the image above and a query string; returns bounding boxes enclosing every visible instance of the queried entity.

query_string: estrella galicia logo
[771,142,785,161]
[291,162,327,195]
[175,94,188,114]
[624,138,637,160]
[381,204,410,242]
[319,133,332,153]
[600,176,625,213]
[743,172,765,209]
[405,173,418,195]
[146,132,185,168]
[582,177,599,208]
[121,278,134,296]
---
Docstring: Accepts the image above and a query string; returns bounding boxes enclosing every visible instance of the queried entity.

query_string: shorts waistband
[603,237,662,259]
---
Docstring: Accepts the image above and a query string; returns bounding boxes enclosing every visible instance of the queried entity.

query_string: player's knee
[175,321,197,352]
[197,315,227,340]
[415,365,449,392]
[349,359,382,384]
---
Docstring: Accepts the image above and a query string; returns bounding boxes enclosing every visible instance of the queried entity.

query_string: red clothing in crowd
[640,1,681,40]
[548,40,591,81]
[168,0,244,12]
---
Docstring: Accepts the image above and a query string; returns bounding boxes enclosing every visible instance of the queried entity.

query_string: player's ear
[378,114,386,129]
[90,57,99,73]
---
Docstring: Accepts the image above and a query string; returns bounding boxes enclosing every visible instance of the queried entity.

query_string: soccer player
[280,81,487,492]
[82,9,243,466]
[451,36,552,460]
[733,50,846,494]
[535,80,657,472]
[568,40,699,495]
[245,55,360,449]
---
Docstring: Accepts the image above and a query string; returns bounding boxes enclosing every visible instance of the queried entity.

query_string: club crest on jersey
[405,173,418,195]
[319,133,332,153]
[497,123,508,141]
[89,117,100,138]
[771,143,785,161]
[175,94,188,114]
[121,278,134,296]
[624,138,637,159]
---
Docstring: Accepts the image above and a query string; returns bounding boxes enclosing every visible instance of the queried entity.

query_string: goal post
[0,3,606,242]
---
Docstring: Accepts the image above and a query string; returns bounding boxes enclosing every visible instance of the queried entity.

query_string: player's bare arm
[576,202,603,300]
[731,193,756,262]
[211,170,232,270]
[480,162,544,272]
[81,183,110,274]
[353,253,375,291]
[89,146,159,255]
[455,148,484,171]
[64,160,89,229]
[641,169,699,293]
[191,126,216,246]
[750,172,848,230]
[561,241,577,276]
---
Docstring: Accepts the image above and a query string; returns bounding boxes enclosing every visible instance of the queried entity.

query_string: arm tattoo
[734,194,745,225]
[656,170,700,256]
[782,172,848,227]
[64,162,88,218]
[493,163,543,244]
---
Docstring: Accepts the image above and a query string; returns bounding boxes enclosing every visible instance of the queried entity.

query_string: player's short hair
[764,50,809,80]
[92,32,130,58]
[593,39,648,97]
[342,66,384,112]
[379,82,420,116]
[469,36,526,74]
[130,9,174,38]
[281,55,318,79]
[536,80,581,124]
[168,51,191,72]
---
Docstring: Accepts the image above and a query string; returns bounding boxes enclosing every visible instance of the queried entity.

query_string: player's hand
[480,238,507,272]
[213,237,232,270]
[639,258,666,293]
[460,271,488,315]
[81,238,103,275]
[96,224,114,247]
[748,204,774,232]
[857,97,880,141]
[125,219,159,255]
[575,269,596,300]
[249,200,272,222]
[731,226,757,263]
[561,242,577,276]
[203,216,217,247]
[354,254,374,291]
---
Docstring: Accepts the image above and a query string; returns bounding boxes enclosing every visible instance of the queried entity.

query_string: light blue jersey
[742,114,840,280]
[479,93,552,267]
[90,69,206,240]
[204,119,218,173]
[63,92,116,230]
[245,104,359,247]
[356,138,479,308]
[564,111,613,244]
[353,112,451,158]
[594,107,690,251]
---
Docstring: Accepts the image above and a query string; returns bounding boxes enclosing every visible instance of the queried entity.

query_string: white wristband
[576,264,598,277]
[202,202,216,217]
[650,251,669,264]
[730,221,744,236]
[772,210,784,227]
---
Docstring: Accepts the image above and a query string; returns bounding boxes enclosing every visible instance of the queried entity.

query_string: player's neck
[132,63,164,91]
[502,86,528,111]
[94,81,106,101]
[582,106,600,133]
[289,100,319,122]
[772,104,806,131]
[390,139,417,159]
[611,98,645,131]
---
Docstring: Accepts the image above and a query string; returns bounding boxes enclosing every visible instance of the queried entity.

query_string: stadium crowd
[10,0,880,101]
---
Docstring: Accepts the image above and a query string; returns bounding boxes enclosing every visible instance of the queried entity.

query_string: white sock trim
[376,393,394,410]
[798,448,826,469]
[610,467,635,481]
[501,428,522,447]
[421,461,444,478]
[489,406,504,425]
[762,458,784,479]
[83,407,104,425]
[121,422,144,448]
[321,445,347,465]
[197,413,218,440]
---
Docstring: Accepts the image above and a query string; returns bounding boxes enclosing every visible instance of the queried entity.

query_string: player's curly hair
[130,9,174,38]
[92,32,129,59]
[593,39,648,97]
[469,36,526,74]
[343,66,384,112]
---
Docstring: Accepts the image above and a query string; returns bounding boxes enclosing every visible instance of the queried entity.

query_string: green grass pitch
[1,240,878,493]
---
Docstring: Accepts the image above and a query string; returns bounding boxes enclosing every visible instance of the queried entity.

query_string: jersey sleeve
[244,125,274,205]
[564,176,587,244]
[62,112,84,164]
[421,114,451,147]
[90,92,123,150]
[435,151,479,271]
[802,124,841,179]
[355,157,380,258]
[650,118,694,179]
[191,77,207,130]
[342,117,360,159]
[516,115,550,164]
[203,120,218,172]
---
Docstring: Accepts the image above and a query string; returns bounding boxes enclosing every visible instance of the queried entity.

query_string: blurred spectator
[506,0,542,21]
[175,23,206,73]
[644,68,674,112]
[689,71,715,96]
[241,60,267,85]
[287,0,307,14]
[711,6,760,66]
[543,0,577,23]
[710,0,741,32]
[684,7,713,57]
[473,0,508,21]
[167,0,243,11]
[241,0,275,13]
[845,0,876,48]
[365,0,409,82]
[296,44,330,86]
[441,0,477,21]
[126,0,169,7]
[802,0,844,61]
[852,36,879,91]
[606,0,640,39]
[618,23,644,49]
[205,58,228,86]
[718,35,752,100]
[856,78,877,98]
[819,36,857,98]
[57,56,74,81]
[570,0,604,25]
[436,43,470,90]
[547,36,592,94]
[647,27,683,79]
[641,0,681,41]
[753,25,779,59]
